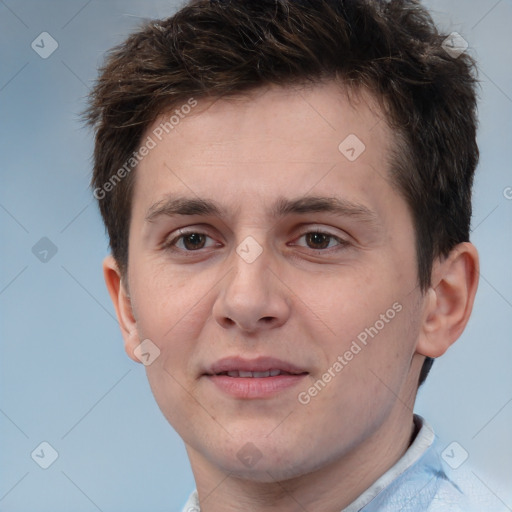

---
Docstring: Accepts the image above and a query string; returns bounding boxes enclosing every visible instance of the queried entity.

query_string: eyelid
[295,223,350,239]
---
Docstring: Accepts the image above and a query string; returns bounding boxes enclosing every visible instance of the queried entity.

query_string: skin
[104,81,479,511]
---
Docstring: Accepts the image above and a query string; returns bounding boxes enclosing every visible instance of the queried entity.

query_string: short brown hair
[85,0,479,386]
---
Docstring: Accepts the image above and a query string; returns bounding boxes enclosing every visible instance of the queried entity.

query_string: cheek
[303,267,399,341]
[355,299,421,400]
[313,277,421,396]
[129,272,210,408]
[144,361,205,444]
[131,259,205,335]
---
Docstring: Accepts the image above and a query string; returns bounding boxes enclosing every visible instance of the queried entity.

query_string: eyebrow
[145,194,379,225]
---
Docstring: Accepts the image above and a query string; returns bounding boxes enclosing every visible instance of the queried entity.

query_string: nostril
[221,318,236,328]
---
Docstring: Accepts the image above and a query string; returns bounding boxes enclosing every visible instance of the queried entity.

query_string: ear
[103,255,141,363]
[416,242,479,359]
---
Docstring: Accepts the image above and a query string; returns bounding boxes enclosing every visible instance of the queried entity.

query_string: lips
[204,356,308,399]
[220,369,291,378]
[205,356,308,377]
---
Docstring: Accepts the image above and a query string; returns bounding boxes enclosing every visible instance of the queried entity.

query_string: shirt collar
[342,414,435,511]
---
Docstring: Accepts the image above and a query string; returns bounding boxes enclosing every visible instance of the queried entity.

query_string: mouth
[214,369,302,378]
[204,357,309,398]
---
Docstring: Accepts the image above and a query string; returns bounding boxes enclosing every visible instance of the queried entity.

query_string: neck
[187,407,416,512]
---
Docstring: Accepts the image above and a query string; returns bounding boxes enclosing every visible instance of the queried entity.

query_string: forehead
[132,81,397,219]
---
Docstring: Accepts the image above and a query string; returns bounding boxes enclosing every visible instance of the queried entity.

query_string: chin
[204,434,319,482]
[217,454,312,483]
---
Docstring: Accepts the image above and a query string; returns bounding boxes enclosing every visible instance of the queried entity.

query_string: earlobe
[103,255,141,363]
[416,242,479,359]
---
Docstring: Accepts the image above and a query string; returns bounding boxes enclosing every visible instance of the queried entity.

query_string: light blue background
[1,1,511,511]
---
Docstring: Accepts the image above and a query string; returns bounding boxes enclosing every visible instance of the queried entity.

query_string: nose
[212,243,291,334]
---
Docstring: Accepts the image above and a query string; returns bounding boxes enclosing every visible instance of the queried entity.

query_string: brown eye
[294,231,350,253]
[305,232,332,249]
[164,231,218,252]
[181,233,207,250]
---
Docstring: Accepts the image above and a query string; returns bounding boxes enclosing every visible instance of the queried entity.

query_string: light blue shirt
[181,415,507,511]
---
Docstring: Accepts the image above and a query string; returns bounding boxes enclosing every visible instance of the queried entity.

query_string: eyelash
[162,229,350,254]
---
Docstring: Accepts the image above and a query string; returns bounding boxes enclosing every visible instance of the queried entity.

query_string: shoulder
[364,416,508,512]
[425,441,507,512]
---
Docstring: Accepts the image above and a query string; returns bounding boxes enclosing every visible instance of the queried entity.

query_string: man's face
[124,82,426,480]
